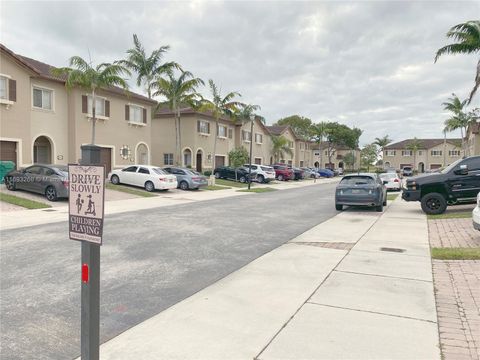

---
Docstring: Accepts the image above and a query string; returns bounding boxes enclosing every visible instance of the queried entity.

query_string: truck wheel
[376,203,383,212]
[421,193,447,215]
[335,204,343,211]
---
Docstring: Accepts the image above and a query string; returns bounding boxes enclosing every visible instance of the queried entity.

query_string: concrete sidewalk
[96,197,440,360]
[0,178,338,231]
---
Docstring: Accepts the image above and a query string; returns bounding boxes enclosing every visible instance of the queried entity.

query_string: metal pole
[248,117,254,190]
[80,145,101,360]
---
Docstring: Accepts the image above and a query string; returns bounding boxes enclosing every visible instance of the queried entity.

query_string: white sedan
[109,165,177,192]
[473,193,480,231]
[379,172,402,191]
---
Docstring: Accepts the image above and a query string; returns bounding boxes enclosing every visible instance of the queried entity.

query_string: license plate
[352,189,361,194]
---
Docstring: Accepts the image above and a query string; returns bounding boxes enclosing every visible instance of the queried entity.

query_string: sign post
[69,145,105,360]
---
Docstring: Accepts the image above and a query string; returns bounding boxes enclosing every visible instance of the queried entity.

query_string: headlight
[369,190,373,194]
[410,181,416,190]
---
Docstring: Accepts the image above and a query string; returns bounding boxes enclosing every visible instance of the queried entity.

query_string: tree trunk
[461,127,466,157]
[319,137,323,168]
[91,89,96,145]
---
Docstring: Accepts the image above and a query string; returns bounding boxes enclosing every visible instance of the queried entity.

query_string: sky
[1,0,479,145]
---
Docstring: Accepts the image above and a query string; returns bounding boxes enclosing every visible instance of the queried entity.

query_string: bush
[203,170,212,177]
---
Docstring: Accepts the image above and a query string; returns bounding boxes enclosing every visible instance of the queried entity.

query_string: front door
[196,152,202,172]
[100,147,112,175]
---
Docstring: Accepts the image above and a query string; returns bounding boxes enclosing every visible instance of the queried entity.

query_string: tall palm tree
[442,93,474,156]
[152,71,204,166]
[435,20,480,104]
[311,122,328,168]
[271,135,293,163]
[199,80,243,176]
[373,135,392,167]
[52,57,130,144]
[406,137,422,173]
[119,34,180,99]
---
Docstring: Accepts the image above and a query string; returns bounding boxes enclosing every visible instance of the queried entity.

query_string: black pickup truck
[402,156,480,214]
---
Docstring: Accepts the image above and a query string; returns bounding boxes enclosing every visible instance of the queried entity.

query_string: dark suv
[213,166,252,183]
[402,156,480,214]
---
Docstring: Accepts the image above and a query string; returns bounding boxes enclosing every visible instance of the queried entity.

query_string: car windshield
[380,173,396,179]
[153,168,168,175]
[186,169,202,176]
[340,176,375,185]
[53,165,68,176]
[440,158,464,174]
[261,166,273,171]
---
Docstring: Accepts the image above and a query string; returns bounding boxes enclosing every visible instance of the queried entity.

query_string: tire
[179,181,189,190]
[239,176,247,183]
[145,181,155,192]
[214,172,220,179]
[45,186,58,202]
[421,192,447,215]
[277,174,284,181]
[111,174,120,185]
[383,197,387,206]
[335,204,343,211]
[5,177,16,191]
[376,203,383,212]
[257,175,265,183]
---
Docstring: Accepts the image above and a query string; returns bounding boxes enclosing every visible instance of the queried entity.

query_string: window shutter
[228,129,233,139]
[207,122,210,134]
[105,100,110,117]
[8,79,16,102]
[125,105,129,121]
[197,120,200,132]
[143,108,147,124]
[82,95,88,113]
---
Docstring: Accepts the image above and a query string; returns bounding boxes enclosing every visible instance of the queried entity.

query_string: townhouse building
[310,142,361,170]
[235,117,273,165]
[382,138,462,172]
[466,122,480,156]
[0,44,155,174]
[265,125,297,166]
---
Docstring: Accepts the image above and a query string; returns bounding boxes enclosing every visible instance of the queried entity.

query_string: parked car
[243,164,276,183]
[163,167,208,190]
[335,173,387,212]
[379,172,402,191]
[109,165,177,192]
[473,193,480,231]
[337,167,344,176]
[402,156,480,215]
[272,164,294,181]
[402,166,413,177]
[301,167,319,179]
[4,164,69,201]
[317,168,334,178]
[214,166,252,183]
[287,166,304,180]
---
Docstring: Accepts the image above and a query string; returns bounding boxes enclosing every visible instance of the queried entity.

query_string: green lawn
[203,185,231,191]
[237,187,277,193]
[0,193,51,209]
[427,211,472,220]
[215,179,250,188]
[387,193,399,201]
[431,247,480,260]
[106,183,157,197]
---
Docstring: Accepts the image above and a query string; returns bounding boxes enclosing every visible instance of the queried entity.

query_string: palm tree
[199,80,243,176]
[152,71,204,166]
[119,34,180,99]
[52,56,130,144]
[373,135,392,167]
[406,137,422,173]
[442,93,474,156]
[271,135,293,163]
[311,122,328,168]
[435,20,480,104]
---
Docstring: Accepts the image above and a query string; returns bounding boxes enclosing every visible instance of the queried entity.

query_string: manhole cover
[380,247,405,253]
[42,209,57,212]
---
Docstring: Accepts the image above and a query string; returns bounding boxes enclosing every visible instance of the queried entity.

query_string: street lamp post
[248,114,254,190]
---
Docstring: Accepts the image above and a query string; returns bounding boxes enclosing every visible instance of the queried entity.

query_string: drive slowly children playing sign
[68,164,105,244]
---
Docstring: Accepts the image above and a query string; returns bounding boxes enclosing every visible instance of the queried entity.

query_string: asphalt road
[1,182,338,360]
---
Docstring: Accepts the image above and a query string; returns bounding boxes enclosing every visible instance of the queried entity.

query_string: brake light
[62,180,69,188]
[394,179,399,182]
[192,177,201,181]
[159,177,166,182]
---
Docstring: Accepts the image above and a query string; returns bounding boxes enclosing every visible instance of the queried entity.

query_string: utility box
[0,161,15,183]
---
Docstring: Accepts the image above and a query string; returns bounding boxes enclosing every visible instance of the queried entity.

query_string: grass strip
[106,183,157,197]
[215,179,250,188]
[0,193,51,209]
[203,185,231,191]
[387,193,399,201]
[427,211,472,220]
[431,247,480,260]
[237,187,278,193]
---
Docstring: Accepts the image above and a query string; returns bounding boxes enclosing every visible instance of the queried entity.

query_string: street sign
[68,164,105,245]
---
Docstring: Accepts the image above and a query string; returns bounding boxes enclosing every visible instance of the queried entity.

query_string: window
[88,96,105,116]
[138,167,150,174]
[255,133,263,144]
[431,150,442,157]
[300,143,304,150]
[33,87,52,110]
[418,151,423,156]
[449,150,461,157]
[288,160,292,165]
[401,150,412,157]
[385,150,396,156]
[0,76,7,99]
[242,130,251,142]
[197,120,210,134]
[289,141,294,148]
[164,153,174,165]
[218,125,227,138]
[129,105,144,123]
[122,166,138,172]
[228,128,233,139]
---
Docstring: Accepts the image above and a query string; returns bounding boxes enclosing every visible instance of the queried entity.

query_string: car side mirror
[454,164,468,175]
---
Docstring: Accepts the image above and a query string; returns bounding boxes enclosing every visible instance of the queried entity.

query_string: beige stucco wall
[467,129,480,156]
[236,119,273,165]
[1,52,33,166]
